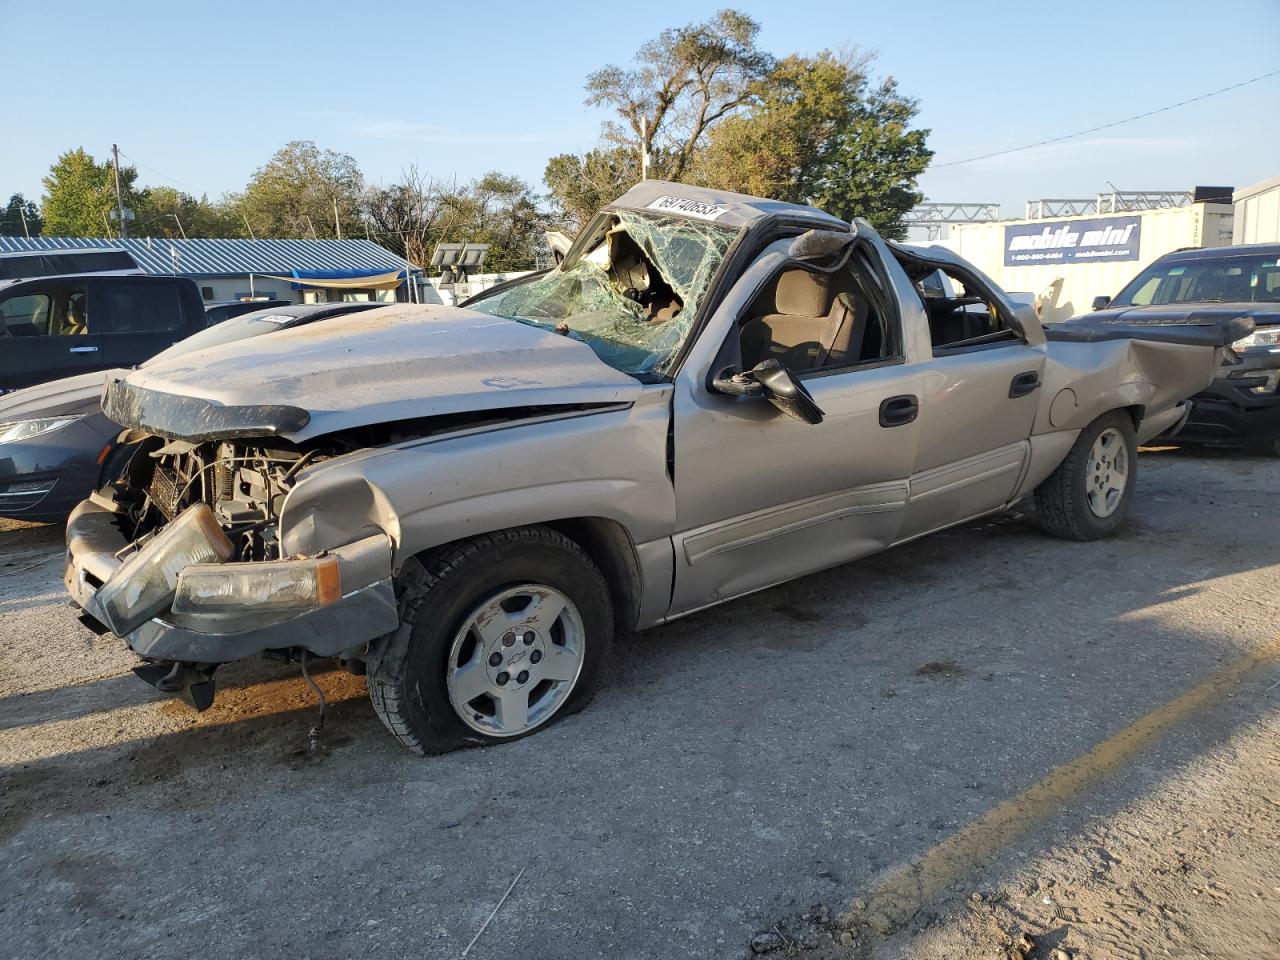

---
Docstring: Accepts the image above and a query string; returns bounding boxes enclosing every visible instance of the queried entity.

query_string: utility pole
[332,196,342,239]
[111,144,129,238]
[640,118,650,182]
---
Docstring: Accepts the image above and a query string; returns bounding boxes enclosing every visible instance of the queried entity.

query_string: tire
[366,525,614,755]
[1035,411,1138,541]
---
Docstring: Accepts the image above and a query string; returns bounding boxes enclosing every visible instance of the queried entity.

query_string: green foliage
[133,186,241,239]
[555,13,934,238]
[239,140,365,239]
[808,75,933,239]
[460,172,550,271]
[694,52,932,238]
[365,169,548,272]
[543,148,639,230]
[41,148,138,236]
[0,193,41,236]
[583,10,771,182]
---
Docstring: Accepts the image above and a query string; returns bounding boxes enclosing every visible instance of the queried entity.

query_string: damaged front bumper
[64,499,400,666]
[1179,347,1280,448]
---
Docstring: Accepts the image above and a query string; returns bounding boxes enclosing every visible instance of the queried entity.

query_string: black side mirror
[711,359,825,424]
[1092,295,1111,311]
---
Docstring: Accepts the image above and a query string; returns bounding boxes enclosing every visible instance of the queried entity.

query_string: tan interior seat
[62,294,88,336]
[741,270,870,370]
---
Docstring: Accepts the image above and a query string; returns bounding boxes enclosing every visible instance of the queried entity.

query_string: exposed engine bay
[115,437,322,562]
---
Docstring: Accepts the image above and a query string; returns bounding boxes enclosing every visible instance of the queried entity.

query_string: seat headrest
[774,269,832,316]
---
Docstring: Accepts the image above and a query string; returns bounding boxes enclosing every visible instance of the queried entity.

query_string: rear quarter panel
[1038,338,1218,436]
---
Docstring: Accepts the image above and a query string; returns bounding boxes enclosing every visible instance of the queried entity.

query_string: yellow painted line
[842,634,1280,932]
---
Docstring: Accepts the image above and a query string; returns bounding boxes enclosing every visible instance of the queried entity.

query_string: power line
[115,149,205,194]
[932,68,1280,169]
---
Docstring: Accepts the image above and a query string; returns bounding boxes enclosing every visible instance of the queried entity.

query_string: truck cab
[0,273,208,393]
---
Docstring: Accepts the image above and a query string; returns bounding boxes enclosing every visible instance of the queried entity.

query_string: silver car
[63,182,1262,753]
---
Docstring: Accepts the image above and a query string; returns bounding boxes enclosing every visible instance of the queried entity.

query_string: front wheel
[1035,411,1137,541]
[366,526,614,755]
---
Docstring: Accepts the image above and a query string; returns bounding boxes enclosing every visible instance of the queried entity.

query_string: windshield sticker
[646,196,728,221]
[1167,267,1185,275]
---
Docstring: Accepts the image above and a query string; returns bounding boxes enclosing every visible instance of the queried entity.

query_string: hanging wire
[932,68,1280,169]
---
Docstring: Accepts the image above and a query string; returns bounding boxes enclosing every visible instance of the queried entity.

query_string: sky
[3,0,1278,221]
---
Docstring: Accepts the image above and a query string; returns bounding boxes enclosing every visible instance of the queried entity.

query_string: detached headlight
[173,556,342,618]
[0,415,84,444]
[1232,328,1280,350]
[95,504,234,636]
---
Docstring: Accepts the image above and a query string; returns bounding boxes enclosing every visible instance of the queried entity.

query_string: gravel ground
[1,447,1277,960]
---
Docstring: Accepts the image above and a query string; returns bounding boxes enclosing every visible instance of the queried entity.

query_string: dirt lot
[1,448,1277,960]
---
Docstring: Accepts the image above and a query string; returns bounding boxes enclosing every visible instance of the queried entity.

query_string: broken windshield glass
[467,211,738,378]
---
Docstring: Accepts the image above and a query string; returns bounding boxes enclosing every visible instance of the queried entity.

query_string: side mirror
[1092,295,1111,311]
[710,359,825,424]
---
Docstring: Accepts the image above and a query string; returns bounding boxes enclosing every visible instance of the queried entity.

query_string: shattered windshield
[466,211,738,378]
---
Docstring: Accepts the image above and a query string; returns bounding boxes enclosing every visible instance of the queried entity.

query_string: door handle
[1009,370,1040,398]
[68,345,99,354]
[879,394,919,427]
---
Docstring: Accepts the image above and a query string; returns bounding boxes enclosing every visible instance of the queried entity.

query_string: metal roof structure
[0,236,420,278]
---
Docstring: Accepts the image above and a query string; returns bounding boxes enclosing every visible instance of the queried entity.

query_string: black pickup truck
[0,273,207,393]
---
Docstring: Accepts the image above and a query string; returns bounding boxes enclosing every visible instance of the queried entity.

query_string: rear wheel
[1035,411,1137,541]
[366,526,613,754]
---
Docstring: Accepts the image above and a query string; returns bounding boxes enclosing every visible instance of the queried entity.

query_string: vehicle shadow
[0,452,1277,959]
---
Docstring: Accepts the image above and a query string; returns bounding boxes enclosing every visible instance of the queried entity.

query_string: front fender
[278,392,675,571]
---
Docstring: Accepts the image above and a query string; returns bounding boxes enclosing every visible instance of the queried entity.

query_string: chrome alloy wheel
[1086,427,1129,518]
[445,584,586,737]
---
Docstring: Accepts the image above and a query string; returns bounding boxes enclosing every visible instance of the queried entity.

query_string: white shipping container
[949,203,1234,322]
[1233,175,1280,245]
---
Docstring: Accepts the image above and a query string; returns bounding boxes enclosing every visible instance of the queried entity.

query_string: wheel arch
[544,517,644,633]
[404,516,645,634]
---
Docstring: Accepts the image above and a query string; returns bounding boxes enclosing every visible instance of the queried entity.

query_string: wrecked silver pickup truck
[65,181,1263,754]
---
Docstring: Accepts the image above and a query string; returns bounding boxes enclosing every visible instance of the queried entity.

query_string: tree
[0,193,41,236]
[693,52,932,238]
[364,165,452,266]
[366,170,547,272]
[239,141,365,239]
[542,147,638,231]
[133,186,239,239]
[808,75,932,238]
[457,172,548,271]
[582,10,771,182]
[41,147,138,236]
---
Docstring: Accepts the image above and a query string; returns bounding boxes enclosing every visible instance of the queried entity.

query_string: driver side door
[667,237,930,617]
[0,281,107,392]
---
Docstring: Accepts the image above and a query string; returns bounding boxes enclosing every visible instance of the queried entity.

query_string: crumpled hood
[106,304,643,442]
[0,369,120,420]
[1084,301,1279,330]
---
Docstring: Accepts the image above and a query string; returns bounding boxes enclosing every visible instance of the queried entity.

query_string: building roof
[0,235,419,278]
[1234,175,1280,204]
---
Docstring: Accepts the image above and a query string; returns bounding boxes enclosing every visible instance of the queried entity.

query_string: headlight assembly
[0,415,84,444]
[1232,328,1280,350]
